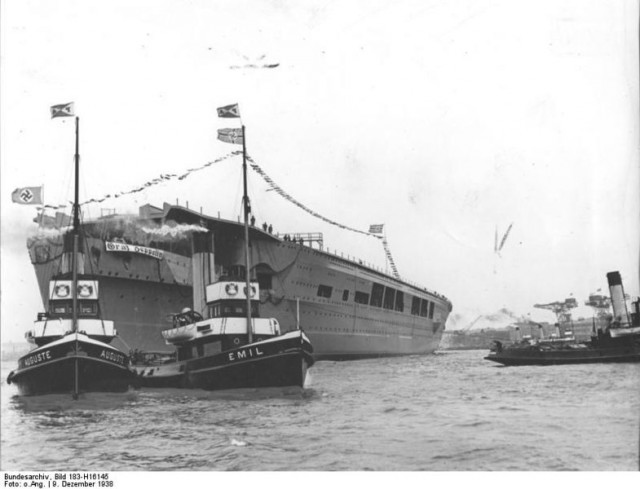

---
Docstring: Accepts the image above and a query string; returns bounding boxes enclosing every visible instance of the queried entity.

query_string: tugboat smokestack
[606,271,630,327]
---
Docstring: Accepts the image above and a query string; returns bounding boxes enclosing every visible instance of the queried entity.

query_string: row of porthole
[98,270,189,284]
[302,309,426,329]
[114,294,162,302]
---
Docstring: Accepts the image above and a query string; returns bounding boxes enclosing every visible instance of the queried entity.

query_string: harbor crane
[584,293,611,320]
[533,298,578,324]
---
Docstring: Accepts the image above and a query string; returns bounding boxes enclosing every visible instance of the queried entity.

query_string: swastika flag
[12,186,43,205]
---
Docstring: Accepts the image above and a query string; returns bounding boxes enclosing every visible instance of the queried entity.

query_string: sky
[1,0,639,343]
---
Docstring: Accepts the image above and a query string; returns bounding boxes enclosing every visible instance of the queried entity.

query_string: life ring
[243,285,257,297]
[233,337,241,345]
[225,283,238,296]
[54,284,71,298]
[77,284,93,297]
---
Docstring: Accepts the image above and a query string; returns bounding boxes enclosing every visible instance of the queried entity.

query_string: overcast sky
[1,0,638,343]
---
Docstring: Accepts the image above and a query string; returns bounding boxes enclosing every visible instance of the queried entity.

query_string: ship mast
[241,125,253,343]
[72,116,80,399]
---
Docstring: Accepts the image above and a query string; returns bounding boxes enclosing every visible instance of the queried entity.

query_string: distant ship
[485,271,640,366]
[28,203,452,360]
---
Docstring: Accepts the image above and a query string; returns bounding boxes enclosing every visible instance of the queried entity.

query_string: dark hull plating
[135,332,313,390]
[485,338,640,366]
[7,337,134,396]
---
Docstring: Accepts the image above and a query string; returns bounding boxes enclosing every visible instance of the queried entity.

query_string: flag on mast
[217,104,240,118]
[217,128,244,145]
[12,186,43,205]
[50,102,75,118]
[369,224,384,234]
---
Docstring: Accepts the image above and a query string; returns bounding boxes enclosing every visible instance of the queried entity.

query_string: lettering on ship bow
[228,347,265,362]
[99,349,127,365]
[105,241,164,260]
[19,350,52,369]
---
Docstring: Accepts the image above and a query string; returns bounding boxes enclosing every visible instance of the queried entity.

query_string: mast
[72,116,80,333]
[241,125,253,343]
[72,116,80,400]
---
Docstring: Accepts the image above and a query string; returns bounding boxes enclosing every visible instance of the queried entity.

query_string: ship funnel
[514,326,521,342]
[606,271,630,327]
[538,324,544,340]
[192,231,216,317]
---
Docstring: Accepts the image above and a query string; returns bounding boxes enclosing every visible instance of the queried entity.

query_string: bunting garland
[382,237,400,279]
[38,148,397,274]
[246,155,382,239]
[40,151,242,210]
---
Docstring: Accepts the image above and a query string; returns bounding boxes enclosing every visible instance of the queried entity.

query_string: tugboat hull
[134,331,314,390]
[484,345,640,366]
[7,334,134,396]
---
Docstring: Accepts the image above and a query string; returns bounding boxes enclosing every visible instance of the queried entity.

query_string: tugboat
[132,111,314,390]
[133,280,314,389]
[485,271,640,366]
[6,110,134,396]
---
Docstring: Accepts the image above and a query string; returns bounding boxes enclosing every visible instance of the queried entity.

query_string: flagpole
[241,125,253,343]
[72,116,80,400]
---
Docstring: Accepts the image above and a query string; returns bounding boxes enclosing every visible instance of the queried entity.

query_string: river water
[1,351,639,471]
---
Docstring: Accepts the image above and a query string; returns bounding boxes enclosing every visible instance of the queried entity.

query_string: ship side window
[79,302,98,316]
[383,287,396,310]
[420,299,429,317]
[317,284,333,298]
[411,296,420,315]
[203,340,222,356]
[51,302,70,315]
[208,304,220,318]
[428,301,435,319]
[342,290,350,301]
[395,291,404,312]
[370,283,384,307]
[354,291,370,304]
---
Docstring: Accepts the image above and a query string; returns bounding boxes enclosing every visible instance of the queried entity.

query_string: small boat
[7,111,134,396]
[132,280,314,389]
[132,114,314,390]
[485,271,640,366]
[7,274,135,396]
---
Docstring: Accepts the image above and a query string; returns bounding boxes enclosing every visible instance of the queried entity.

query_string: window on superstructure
[317,285,333,298]
[79,302,98,316]
[342,290,350,301]
[428,301,435,319]
[203,340,222,356]
[51,302,70,316]
[411,297,420,315]
[370,283,384,307]
[383,287,396,310]
[420,299,429,317]
[354,291,369,304]
[395,291,404,312]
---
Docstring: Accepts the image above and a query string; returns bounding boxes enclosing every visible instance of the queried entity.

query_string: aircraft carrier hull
[28,205,452,359]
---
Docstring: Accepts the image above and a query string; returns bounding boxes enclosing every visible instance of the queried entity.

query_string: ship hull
[7,335,134,396]
[29,205,452,358]
[485,336,640,366]
[134,331,313,390]
[485,348,640,366]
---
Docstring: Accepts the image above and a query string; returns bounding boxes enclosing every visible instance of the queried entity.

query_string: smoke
[32,226,72,237]
[140,223,208,238]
